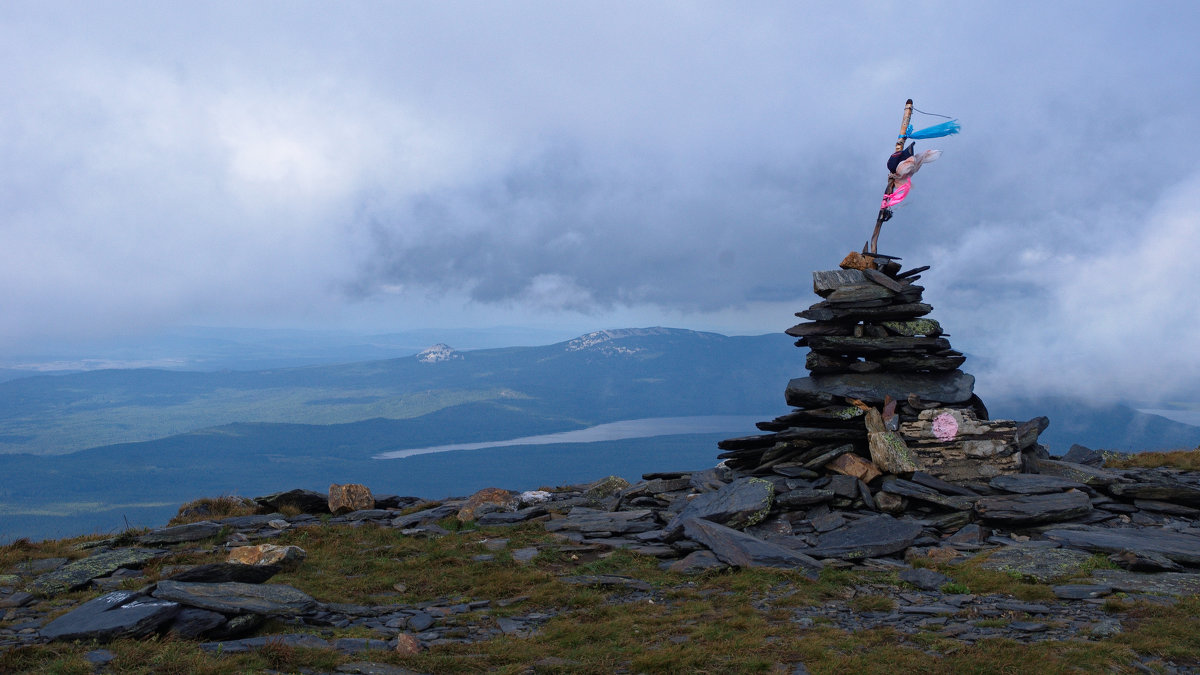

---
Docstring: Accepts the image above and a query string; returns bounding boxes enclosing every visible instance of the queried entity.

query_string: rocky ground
[4,448,1200,674]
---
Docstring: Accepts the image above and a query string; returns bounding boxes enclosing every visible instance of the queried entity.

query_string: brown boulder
[458,487,515,522]
[328,483,374,515]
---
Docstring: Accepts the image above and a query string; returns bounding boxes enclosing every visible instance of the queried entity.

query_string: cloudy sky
[2,2,1198,400]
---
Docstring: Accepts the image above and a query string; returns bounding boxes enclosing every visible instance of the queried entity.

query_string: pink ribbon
[881,178,911,209]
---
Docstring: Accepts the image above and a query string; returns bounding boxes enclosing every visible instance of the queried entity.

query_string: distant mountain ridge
[1,326,1198,542]
[0,328,799,456]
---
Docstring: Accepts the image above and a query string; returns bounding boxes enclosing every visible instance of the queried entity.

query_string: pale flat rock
[1091,569,1200,597]
[1043,527,1200,565]
[978,544,1094,583]
[31,548,166,596]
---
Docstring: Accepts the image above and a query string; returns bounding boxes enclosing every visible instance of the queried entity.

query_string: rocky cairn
[719,260,1047,484]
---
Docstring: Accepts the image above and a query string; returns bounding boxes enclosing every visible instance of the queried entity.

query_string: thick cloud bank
[1,2,1198,399]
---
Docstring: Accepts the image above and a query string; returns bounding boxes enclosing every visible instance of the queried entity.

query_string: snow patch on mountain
[565,327,679,355]
[417,343,462,363]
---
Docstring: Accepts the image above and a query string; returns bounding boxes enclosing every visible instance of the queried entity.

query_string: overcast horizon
[3,2,1199,401]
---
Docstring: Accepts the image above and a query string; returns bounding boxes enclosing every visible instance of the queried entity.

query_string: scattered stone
[681,518,822,578]
[899,567,952,591]
[665,477,774,537]
[1044,527,1200,565]
[228,544,307,571]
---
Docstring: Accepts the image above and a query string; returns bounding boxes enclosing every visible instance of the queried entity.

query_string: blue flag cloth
[906,120,961,140]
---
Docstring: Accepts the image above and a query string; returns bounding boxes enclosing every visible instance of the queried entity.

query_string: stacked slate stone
[717,262,1047,484]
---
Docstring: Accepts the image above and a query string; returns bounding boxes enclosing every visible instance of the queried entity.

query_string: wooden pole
[868,99,914,254]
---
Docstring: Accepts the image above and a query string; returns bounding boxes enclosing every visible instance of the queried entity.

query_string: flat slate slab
[785,371,975,407]
[1091,569,1200,597]
[978,544,1094,583]
[681,518,822,579]
[544,508,658,536]
[1043,527,1200,565]
[989,474,1088,495]
[153,580,318,616]
[31,548,166,596]
[974,491,1093,525]
[40,590,181,642]
[806,514,924,559]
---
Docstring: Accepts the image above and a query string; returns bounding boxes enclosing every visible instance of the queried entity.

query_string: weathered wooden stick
[869,99,914,254]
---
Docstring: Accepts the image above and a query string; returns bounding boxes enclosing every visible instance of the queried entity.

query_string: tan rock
[394,632,421,655]
[228,544,306,571]
[839,251,876,270]
[328,483,374,515]
[458,487,515,522]
[869,430,919,474]
[824,452,882,484]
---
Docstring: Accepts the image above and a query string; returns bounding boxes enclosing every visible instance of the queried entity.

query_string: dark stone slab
[974,491,1093,525]
[139,521,224,545]
[989,474,1087,495]
[806,336,952,355]
[775,489,836,508]
[40,590,181,642]
[1062,444,1105,467]
[978,544,1094,583]
[667,550,729,574]
[899,567,952,591]
[665,477,774,538]
[798,302,933,322]
[880,479,974,511]
[872,353,966,372]
[785,371,975,407]
[217,513,285,529]
[785,322,856,338]
[165,563,281,584]
[681,518,822,578]
[1108,479,1200,506]
[31,548,167,596]
[167,607,228,638]
[253,489,330,515]
[1052,584,1113,600]
[153,580,318,616]
[1043,527,1200,565]
[806,514,924,559]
